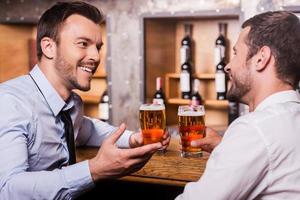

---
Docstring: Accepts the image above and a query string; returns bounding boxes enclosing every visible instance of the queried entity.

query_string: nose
[224,62,230,74]
[88,45,100,63]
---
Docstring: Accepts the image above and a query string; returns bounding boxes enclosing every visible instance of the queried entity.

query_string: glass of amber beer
[139,104,166,145]
[178,105,205,157]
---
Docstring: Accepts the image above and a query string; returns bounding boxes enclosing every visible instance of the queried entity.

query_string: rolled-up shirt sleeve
[176,120,270,200]
[73,96,132,148]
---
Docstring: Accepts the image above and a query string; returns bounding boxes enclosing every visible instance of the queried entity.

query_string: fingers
[125,155,152,175]
[129,132,144,148]
[126,142,162,158]
[107,123,126,144]
[161,134,171,146]
[134,132,144,145]
[190,137,209,147]
[162,130,169,139]
[206,127,219,136]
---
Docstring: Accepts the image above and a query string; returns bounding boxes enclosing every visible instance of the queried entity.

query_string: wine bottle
[180,61,192,99]
[228,100,239,125]
[180,24,192,65]
[99,89,109,122]
[153,77,165,105]
[215,59,227,100]
[214,23,227,66]
[191,79,203,106]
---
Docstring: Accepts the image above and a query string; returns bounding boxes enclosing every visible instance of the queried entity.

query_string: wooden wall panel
[0,24,35,82]
[145,19,176,103]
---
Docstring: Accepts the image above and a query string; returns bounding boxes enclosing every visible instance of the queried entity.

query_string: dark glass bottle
[153,77,165,105]
[228,101,239,125]
[180,24,193,65]
[191,79,203,106]
[215,59,227,100]
[99,89,109,122]
[214,23,227,65]
[180,61,192,99]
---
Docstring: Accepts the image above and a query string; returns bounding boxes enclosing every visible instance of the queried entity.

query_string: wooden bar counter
[76,135,209,187]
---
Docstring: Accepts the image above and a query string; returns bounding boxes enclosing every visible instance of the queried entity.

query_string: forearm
[78,116,132,148]
[0,161,94,199]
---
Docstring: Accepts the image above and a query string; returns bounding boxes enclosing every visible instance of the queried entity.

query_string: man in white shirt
[176,11,300,199]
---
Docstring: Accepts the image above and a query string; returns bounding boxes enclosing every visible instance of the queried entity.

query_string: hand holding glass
[178,105,205,157]
[139,104,166,145]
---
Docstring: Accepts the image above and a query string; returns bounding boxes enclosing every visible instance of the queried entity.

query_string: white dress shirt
[176,90,300,200]
[0,65,132,199]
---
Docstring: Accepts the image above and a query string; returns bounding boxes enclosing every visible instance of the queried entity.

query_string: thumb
[108,123,126,144]
[191,137,210,147]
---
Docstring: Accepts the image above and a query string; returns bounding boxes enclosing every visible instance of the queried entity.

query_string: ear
[255,46,271,72]
[40,37,56,60]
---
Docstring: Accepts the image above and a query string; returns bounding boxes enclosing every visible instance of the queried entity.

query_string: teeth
[80,66,93,73]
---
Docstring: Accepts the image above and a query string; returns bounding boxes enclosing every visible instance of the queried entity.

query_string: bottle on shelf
[153,77,165,105]
[98,89,110,122]
[180,23,193,65]
[215,23,228,101]
[215,59,227,100]
[180,24,193,100]
[180,61,192,99]
[228,100,239,125]
[190,79,203,106]
[214,23,227,65]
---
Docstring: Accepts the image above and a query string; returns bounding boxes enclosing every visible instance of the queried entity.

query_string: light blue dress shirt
[0,65,132,199]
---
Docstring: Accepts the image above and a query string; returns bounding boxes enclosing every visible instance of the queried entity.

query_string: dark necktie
[60,110,76,165]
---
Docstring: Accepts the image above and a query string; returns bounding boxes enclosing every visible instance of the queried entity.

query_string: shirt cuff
[116,130,133,148]
[62,160,95,198]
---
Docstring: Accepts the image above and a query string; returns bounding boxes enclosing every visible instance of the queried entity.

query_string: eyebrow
[76,36,103,47]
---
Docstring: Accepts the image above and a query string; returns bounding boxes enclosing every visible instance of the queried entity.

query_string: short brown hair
[242,11,300,88]
[36,1,104,61]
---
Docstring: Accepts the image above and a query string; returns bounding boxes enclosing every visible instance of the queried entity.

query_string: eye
[78,41,88,48]
[96,43,103,51]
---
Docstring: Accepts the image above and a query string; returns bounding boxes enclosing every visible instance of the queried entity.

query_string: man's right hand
[88,123,162,182]
[191,127,223,153]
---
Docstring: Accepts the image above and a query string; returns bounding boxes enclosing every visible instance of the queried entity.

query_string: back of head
[242,11,300,88]
[36,1,104,61]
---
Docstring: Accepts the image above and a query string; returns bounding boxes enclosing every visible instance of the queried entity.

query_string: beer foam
[140,104,165,111]
[178,111,205,116]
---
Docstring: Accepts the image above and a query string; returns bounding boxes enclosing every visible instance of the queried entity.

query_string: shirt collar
[29,65,75,116]
[255,90,300,111]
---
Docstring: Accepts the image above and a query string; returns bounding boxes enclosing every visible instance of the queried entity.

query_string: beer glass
[178,105,205,157]
[139,104,166,145]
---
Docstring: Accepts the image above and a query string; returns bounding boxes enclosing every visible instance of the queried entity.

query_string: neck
[245,80,293,112]
[38,60,71,101]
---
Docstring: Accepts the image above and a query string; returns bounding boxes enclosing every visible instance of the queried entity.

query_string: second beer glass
[178,105,205,157]
[139,104,166,145]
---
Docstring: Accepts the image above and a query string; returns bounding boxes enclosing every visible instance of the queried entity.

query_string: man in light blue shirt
[0,2,169,199]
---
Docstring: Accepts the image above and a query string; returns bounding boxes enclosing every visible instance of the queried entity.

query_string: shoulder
[0,75,36,116]
[222,113,267,147]
[0,75,37,99]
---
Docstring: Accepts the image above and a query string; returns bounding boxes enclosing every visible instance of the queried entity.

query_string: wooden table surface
[76,135,209,187]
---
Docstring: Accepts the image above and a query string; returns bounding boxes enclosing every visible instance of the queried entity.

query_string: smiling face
[225,27,255,102]
[54,14,102,91]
